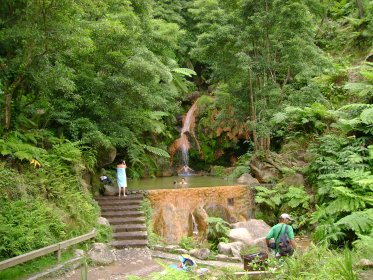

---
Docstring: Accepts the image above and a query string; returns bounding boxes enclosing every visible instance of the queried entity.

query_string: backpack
[278,225,294,256]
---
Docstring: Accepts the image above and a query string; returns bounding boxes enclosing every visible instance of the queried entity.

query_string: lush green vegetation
[1,0,373,278]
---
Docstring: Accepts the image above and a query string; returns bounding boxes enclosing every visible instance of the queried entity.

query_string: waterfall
[170,101,201,171]
[179,102,197,166]
[191,214,198,237]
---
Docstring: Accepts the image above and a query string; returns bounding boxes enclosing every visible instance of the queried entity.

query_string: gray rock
[357,259,373,268]
[189,248,210,260]
[88,243,115,265]
[97,217,110,227]
[231,219,271,240]
[237,173,260,186]
[218,241,244,259]
[174,248,188,254]
[165,245,179,252]
[104,185,118,196]
[231,256,242,262]
[216,254,231,261]
[228,228,254,246]
[74,249,85,257]
[153,245,166,251]
[218,242,232,256]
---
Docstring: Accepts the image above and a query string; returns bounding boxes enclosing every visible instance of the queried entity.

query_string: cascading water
[169,101,201,173]
[191,214,198,237]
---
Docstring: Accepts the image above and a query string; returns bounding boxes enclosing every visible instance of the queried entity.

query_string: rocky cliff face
[147,186,255,243]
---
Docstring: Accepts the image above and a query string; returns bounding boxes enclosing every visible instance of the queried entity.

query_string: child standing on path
[117,160,127,197]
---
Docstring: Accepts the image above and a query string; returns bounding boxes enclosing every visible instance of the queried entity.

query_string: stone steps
[101,210,144,218]
[110,240,149,248]
[107,217,146,225]
[113,231,148,240]
[97,199,143,206]
[100,205,141,212]
[112,224,147,233]
[95,194,144,201]
[96,194,148,249]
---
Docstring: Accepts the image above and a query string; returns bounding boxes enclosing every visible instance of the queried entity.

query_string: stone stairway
[96,194,148,248]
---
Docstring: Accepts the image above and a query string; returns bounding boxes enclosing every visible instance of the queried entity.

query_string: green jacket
[266,223,294,253]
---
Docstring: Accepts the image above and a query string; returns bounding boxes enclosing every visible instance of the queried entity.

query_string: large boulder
[228,228,254,245]
[231,219,271,254]
[250,159,280,183]
[231,219,271,240]
[237,173,260,186]
[88,243,115,265]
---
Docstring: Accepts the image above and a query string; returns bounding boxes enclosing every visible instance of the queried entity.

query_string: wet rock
[88,243,115,265]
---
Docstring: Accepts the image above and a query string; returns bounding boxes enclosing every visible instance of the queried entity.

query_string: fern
[335,209,373,234]
[285,186,310,209]
[142,144,170,158]
[360,107,373,124]
[171,67,197,77]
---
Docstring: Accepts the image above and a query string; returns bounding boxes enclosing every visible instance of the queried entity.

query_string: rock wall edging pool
[147,185,255,243]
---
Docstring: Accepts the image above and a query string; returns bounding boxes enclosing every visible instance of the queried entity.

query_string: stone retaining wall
[147,186,254,243]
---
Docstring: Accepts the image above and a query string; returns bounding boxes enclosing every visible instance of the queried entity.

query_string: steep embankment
[0,134,103,261]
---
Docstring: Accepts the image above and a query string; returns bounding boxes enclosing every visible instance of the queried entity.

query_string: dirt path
[47,248,165,280]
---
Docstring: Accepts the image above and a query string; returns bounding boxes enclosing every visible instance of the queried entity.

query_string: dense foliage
[1,0,373,274]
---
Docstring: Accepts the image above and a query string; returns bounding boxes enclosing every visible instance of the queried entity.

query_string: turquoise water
[127,176,239,190]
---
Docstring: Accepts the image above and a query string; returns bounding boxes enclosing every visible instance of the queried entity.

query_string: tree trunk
[356,0,364,18]
[249,68,258,150]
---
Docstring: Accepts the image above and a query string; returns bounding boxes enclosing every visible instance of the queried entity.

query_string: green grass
[0,249,74,280]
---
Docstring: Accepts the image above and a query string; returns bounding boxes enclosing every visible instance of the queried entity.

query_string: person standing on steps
[117,160,127,197]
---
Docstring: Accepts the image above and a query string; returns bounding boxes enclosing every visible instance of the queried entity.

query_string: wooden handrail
[0,228,96,271]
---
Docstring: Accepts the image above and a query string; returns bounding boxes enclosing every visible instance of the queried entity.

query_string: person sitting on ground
[266,213,296,257]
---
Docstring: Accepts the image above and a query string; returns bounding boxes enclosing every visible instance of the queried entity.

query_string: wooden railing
[0,228,96,271]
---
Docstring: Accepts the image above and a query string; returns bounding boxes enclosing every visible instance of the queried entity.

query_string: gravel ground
[46,248,165,280]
